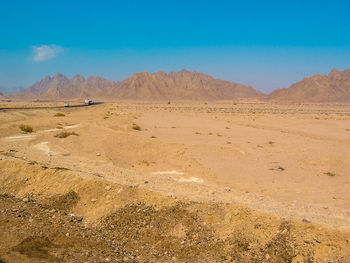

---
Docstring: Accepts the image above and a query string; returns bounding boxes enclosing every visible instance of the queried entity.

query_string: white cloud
[32,44,65,62]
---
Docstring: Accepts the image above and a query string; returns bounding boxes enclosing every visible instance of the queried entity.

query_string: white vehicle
[84,99,93,105]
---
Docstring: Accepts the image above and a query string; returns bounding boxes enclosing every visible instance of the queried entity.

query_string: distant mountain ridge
[13,73,118,100]
[10,68,350,102]
[11,70,265,101]
[267,68,350,102]
[106,70,264,100]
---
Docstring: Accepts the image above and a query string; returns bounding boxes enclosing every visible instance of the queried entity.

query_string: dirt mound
[0,160,350,262]
[47,191,80,212]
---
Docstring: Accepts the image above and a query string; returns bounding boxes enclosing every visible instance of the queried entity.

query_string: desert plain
[0,101,350,262]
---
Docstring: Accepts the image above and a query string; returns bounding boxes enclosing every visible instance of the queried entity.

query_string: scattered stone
[96,153,101,156]
[105,185,112,191]
[224,187,231,192]
[91,198,97,202]
[315,238,322,243]
[265,254,270,260]
[66,232,70,237]
[302,218,312,223]
[22,197,29,203]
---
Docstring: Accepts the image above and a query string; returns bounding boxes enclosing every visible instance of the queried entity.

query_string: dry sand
[0,102,350,262]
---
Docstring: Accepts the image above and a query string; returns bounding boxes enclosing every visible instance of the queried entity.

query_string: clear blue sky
[1,0,349,93]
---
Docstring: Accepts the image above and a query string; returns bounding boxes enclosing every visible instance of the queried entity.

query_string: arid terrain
[0,101,350,262]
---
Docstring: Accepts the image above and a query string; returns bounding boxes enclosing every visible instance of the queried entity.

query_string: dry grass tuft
[19,124,33,133]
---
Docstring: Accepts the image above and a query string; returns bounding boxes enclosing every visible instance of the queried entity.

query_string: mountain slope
[106,70,265,100]
[268,68,350,102]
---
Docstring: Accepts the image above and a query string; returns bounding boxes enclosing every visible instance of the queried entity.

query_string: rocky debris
[0,195,349,262]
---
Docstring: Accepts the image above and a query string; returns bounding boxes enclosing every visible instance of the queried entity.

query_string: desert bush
[54,131,79,138]
[325,172,336,177]
[19,124,33,133]
[132,124,141,131]
[54,113,65,117]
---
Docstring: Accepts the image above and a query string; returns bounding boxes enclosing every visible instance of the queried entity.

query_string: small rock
[265,254,271,260]
[91,198,97,202]
[315,238,322,243]
[22,197,29,203]
[302,218,312,223]
[224,187,231,192]
[96,153,101,156]
[66,233,70,237]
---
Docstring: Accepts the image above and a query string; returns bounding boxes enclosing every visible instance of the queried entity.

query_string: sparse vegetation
[54,113,65,117]
[54,131,79,138]
[269,141,275,145]
[141,160,150,166]
[132,124,142,131]
[325,172,336,177]
[150,136,157,138]
[276,166,285,171]
[19,124,33,133]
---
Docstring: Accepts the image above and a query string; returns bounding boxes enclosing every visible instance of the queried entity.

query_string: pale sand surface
[1,102,349,229]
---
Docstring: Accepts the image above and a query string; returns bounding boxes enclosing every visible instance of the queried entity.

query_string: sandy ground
[0,102,350,262]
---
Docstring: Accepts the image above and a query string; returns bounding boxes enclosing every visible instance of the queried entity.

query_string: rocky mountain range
[105,70,264,101]
[12,73,118,100]
[267,68,350,103]
[6,68,350,102]
[10,70,264,101]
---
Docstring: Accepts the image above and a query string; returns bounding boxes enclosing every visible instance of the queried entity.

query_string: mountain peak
[268,68,350,102]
